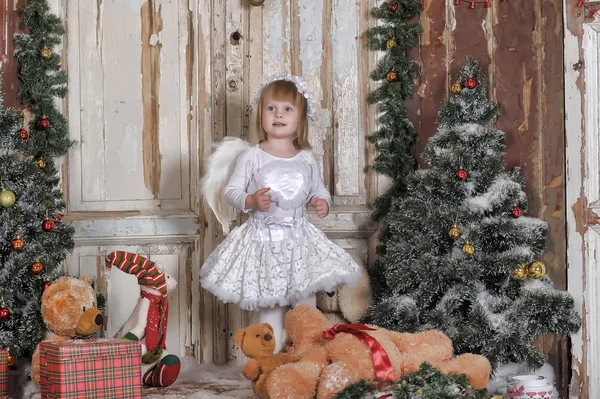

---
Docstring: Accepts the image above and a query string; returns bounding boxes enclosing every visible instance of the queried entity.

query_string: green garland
[367,0,422,222]
[335,363,489,399]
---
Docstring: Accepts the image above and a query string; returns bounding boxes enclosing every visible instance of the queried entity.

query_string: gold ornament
[7,352,16,366]
[511,264,528,280]
[0,190,16,207]
[452,83,462,94]
[41,45,52,60]
[386,39,396,50]
[528,261,546,279]
[387,69,398,82]
[12,236,24,252]
[462,242,475,256]
[448,225,461,240]
[36,159,46,168]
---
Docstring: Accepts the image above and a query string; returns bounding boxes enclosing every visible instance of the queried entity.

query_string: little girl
[200,74,363,351]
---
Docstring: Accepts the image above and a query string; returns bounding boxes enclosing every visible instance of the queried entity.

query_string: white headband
[252,73,316,120]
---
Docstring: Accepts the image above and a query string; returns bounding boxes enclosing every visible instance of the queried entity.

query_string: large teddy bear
[317,252,371,325]
[31,276,104,385]
[267,304,491,399]
[106,251,181,387]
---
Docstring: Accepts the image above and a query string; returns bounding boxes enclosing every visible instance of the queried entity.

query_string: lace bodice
[223,145,331,221]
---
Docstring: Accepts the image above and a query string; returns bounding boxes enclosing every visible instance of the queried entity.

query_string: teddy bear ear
[263,323,274,333]
[235,329,246,347]
[78,276,94,286]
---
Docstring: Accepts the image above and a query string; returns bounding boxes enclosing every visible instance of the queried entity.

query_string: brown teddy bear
[31,276,104,385]
[317,253,371,325]
[267,304,491,399]
[236,323,301,399]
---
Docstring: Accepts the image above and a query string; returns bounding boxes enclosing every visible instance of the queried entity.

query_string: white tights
[258,294,317,353]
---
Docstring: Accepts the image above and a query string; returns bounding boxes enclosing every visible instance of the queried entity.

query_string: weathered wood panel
[0,0,29,108]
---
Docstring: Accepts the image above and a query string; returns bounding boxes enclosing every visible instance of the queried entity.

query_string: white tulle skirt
[200,216,363,311]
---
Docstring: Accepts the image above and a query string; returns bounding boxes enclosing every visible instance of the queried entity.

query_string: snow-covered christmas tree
[0,0,74,364]
[361,58,581,370]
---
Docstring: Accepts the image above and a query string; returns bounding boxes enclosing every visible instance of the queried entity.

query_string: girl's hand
[310,198,329,218]
[248,187,271,212]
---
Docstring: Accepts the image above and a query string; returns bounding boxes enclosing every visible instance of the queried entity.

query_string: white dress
[200,145,363,311]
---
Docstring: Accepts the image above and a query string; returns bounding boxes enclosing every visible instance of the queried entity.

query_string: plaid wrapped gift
[0,350,7,398]
[40,339,142,399]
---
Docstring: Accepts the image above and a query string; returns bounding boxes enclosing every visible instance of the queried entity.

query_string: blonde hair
[254,80,311,150]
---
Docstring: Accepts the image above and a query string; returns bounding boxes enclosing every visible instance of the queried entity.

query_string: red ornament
[54,213,62,223]
[42,219,55,232]
[465,77,477,89]
[38,117,50,130]
[18,129,29,139]
[388,3,398,12]
[454,0,460,3]
[42,281,52,291]
[469,1,476,8]
[12,237,24,252]
[0,308,10,321]
[456,169,468,181]
[512,206,522,218]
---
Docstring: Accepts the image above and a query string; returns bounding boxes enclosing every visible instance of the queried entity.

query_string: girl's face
[261,95,299,141]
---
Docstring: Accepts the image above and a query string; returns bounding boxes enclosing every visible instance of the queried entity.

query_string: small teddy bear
[31,276,104,385]
[236,323,301,399]
[106,251,181,387]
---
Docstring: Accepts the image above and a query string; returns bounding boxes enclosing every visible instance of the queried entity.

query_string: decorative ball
[465,77,477,89]
[0,308,9,320]
[528,261,546,279]
[42,219,55,232]
[451,83,462,94]
[55,213,62,223]
[0,190,16,207]
[448,225,461,240]
[38,117,50,130]
[511,264,528,280]
[42,281,52,291]
[248,0,265,5]
[7,352,16,367]
[462,243,475,256]
[456,169,468,181]
[12,238,24,252]
[36,159,46,168]
[512,206,522,218]
[388,3,398,12]
[18,129,29,139]
[41,45,52,60]
[31,261,44,275]
[387,70,398,82]
[386,39,396,50]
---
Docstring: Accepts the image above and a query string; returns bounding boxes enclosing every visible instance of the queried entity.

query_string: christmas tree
[366,0,422,221]
[0,0,74,363]
[361,58,581,370]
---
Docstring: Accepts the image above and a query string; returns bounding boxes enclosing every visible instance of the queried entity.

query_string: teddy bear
[236,323,301,399]
[317,252,371,325]
[267,304,491,399]
[31,276,104,385]
[105,251,181,387]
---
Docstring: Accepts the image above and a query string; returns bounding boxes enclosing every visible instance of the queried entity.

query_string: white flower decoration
[252,73,316,120]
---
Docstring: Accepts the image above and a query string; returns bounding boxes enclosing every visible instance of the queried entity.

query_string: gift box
[40,339,142,399]
[0,350,7,399]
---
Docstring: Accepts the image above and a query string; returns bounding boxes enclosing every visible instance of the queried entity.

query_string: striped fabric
[0,350,7,398]
[40,339,142,399]
[105,251,167,297]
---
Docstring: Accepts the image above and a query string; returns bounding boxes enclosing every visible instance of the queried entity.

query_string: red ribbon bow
[322,324,395,382]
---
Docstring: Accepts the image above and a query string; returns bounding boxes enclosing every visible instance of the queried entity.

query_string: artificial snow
[14,357,254,399]
[465,177,524,214]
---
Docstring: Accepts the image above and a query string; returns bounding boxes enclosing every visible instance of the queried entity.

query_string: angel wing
[201,137,250,234]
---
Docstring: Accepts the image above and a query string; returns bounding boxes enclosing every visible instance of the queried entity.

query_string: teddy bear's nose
[264,333,272,342]
[94,314,104,326]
